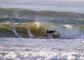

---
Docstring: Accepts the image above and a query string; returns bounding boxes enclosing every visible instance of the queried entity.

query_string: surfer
[26,20,60,38]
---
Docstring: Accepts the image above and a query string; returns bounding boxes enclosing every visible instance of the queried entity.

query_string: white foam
[0,38,84,60]
[0,48,83,60]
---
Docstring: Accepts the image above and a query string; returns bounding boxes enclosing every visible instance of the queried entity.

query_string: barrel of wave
[25,21,60,38]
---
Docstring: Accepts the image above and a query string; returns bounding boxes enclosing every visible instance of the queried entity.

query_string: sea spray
[11,29,21,38]
[11,23,21,38]
[27,29,34,38]
[57,25,83,39]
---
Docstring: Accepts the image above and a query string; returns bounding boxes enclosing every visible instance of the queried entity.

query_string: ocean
[0,1,84,60]
[0,1,84,13]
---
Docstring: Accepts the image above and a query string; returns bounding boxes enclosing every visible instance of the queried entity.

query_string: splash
[11,29,21,38]
[63,25,73,29]
[11,24,21,38]
[27,29,34,38]
[57,25,83,39]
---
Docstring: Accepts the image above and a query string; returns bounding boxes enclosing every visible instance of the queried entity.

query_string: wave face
[0,22,84,39]
[0,8,84,39]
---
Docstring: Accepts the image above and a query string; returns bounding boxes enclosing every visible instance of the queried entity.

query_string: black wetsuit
[46,30,60,38]
[47,30,55,34]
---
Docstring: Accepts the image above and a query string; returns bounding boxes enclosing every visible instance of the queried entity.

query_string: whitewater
[0,38,84,60]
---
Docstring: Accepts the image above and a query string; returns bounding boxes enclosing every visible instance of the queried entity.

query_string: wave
[0,8,84,39]
[0,8,84,25]
[0,22,84,39]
